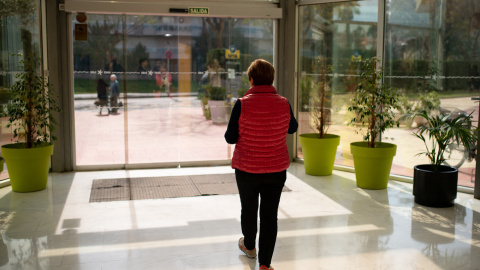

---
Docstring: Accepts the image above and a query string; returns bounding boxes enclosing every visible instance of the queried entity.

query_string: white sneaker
[238,237,257,258]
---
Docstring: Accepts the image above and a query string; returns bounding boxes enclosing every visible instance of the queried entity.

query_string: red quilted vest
[231,85,291,174]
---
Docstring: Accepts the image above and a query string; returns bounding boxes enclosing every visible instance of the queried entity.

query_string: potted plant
[348,57,400,189]
[400,110,477,207]
[1,54,61,192]
[207,85,227,124]
[299,57,340,176]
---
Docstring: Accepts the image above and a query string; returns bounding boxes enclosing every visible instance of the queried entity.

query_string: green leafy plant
[400,110,477,169]
[208,85,226,100]
[395,93,415,114]
[4,54,61,148]
[417,91,440,114]
[236,75,250,98]
[197,84,209,99]
[396,93,440,116]
[348,57,401,148]
[395,91,441,128]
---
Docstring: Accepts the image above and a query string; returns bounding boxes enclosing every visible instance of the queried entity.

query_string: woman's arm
[224,100,241,144]
[288,102,298,134]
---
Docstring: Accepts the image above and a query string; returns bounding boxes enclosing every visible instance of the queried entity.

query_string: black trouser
[235,169,287,267]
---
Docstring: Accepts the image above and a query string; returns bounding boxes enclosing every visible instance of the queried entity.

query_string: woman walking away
[225,59,298,270]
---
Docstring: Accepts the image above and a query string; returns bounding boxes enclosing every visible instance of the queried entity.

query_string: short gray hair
[110,74,117,79]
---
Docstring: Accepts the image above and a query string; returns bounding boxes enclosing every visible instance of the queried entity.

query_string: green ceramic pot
[299,133,340,176]
[1,143,54,192]
[350,142,396,189]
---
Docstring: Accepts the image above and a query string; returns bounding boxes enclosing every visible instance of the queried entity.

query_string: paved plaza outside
[74,96,232,165]
[74,95,478,188]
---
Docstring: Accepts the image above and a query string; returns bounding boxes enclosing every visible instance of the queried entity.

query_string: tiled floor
[0,162,479,270]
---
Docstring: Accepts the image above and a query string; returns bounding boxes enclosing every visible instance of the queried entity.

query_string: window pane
[297,1,378,167]
[0,0,41,174]
[385,0,478,188]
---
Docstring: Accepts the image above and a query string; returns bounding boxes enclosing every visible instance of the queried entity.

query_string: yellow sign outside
[189,7,209,15]
[351,54,362,61]
[225,50,240,60]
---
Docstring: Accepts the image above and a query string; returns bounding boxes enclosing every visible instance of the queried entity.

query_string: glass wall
[298,0,479,189]
[384,0,479,188]
[0,0,41,177]
[72,14,274,166]
[297,0,379,167]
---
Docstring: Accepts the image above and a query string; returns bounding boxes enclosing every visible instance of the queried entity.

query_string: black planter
[413,165,458,207]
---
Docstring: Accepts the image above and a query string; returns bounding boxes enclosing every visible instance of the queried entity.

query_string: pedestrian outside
[224,59,298,270]
[137,58,148,73]
[109,74,120,113]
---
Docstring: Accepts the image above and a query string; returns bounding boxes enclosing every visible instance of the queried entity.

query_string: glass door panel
[176,17,275,162]
[297,0,379,167]
[123,15,181,164]
[73,14,275,167]
[73,14,126,166]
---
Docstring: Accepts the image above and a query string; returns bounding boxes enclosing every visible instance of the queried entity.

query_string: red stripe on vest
[231,85,291,174]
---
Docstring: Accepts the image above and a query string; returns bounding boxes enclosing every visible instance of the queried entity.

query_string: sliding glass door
[72,14,274,167]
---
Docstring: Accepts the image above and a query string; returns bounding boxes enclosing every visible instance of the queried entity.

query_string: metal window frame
[64,0,282,19]
[298,0,355,4]
[68,13,77,171]
[41,0,48,72]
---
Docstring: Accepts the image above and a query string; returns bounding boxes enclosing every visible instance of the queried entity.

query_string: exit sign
[188,7,209,15]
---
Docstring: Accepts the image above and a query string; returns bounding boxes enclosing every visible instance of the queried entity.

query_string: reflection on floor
[0,162,479,270]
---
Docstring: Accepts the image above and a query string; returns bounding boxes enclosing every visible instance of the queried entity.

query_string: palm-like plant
[401,110,477,169]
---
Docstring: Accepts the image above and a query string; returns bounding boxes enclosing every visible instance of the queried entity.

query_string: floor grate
[90,173,291,202]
